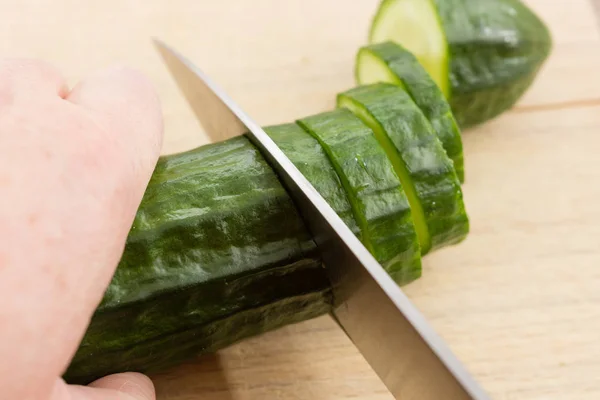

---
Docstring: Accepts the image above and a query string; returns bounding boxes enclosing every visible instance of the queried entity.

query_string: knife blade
[153,38,490,400]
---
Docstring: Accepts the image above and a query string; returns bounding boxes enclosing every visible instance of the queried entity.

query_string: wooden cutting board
[2,0,599,398]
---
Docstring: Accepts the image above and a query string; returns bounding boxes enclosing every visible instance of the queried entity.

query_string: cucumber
[338,83,468,253]
[64,136,332,384]
[65,80,474,383]
[356,41,464,182]
[297,108,422,285]
[367,0,552,127]
[264,123,360,235]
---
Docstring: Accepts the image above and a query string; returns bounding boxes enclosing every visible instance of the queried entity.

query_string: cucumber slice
[264,123,360,235]
[297,109,421,285]
[338,83,469,253]
[356,41,464,182]
[368,0,449,97]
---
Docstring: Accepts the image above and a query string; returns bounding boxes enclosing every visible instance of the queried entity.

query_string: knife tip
[151,37,165,49]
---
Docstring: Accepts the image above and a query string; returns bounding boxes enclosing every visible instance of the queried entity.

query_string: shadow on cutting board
[152,353,234,400]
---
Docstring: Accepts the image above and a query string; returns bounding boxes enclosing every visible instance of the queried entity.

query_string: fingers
[67,65,164,191]
[51,374,156,400]
[88,373,156,400]
[0,58,68,102]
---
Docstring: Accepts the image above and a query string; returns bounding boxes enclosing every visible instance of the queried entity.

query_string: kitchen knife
[153,38,490,400]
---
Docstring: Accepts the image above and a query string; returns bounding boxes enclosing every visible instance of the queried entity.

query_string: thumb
[52,373,155,400]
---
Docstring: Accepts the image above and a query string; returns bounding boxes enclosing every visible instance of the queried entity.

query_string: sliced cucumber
[368,0,449,97]
[297,109,421,285]
[338,83,469,253]
[264,123,360,235]
[356,41,464,182]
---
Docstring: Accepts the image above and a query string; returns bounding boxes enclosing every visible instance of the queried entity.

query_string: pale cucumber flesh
[356,49,405,88]
[368,0,449,96]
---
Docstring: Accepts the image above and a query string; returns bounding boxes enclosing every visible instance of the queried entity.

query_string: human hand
[0,59,164,400]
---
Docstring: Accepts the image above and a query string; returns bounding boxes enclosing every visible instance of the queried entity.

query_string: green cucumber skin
[338,83,468,252]
[263,123,360,236]
[433,0,552,128]
[104,135,320,308]
[297,108,421,285]
[357,42,464,182]
[66,291,332,384]
[65,136,331,383]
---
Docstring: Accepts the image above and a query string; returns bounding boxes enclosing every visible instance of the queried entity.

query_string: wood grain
[1,0,598,398]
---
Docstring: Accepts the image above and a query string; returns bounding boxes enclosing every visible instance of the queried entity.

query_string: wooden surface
[2,0,599,398]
